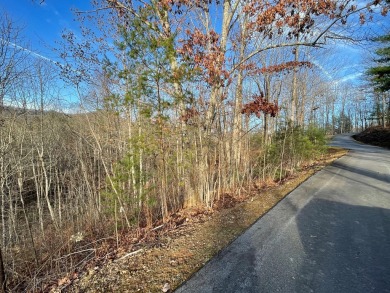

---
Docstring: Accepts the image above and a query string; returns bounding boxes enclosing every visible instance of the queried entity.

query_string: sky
[0,0,389,91]
[0,0,91,63]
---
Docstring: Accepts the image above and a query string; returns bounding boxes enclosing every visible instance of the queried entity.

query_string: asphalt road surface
[175,134,390,293]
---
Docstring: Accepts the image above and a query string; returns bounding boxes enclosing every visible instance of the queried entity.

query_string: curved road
[176,135,390,293]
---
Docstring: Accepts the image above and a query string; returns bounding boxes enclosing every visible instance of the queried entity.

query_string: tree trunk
[0,245,5,293]
[205,0,233,131]
[290,45,299,124]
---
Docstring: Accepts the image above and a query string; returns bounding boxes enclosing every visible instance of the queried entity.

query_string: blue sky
[0,0,388,88]
[0,0,96,110]
[0,0,90,62]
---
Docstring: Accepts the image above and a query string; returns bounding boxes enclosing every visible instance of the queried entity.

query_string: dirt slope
[353,126,390,149]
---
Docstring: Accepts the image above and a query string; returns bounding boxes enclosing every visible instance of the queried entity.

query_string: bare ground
[54,147,347,293]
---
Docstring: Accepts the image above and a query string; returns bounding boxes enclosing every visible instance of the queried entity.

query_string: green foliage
[367,33,390,92]
[305,125,328,151]
[108,5,196,113]
[99,8,200,226]
[102,130,157,226]
[260,126,327,180]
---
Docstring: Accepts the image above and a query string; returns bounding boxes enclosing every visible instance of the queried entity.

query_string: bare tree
[0,11,32,292]
[0,11,29,110]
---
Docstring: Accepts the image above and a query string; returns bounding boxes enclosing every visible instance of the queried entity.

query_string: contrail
[307,55,363,85]
[339,72,363,83]
[307,55,333,81]
[0,37,63,67]
[0,38,85,78]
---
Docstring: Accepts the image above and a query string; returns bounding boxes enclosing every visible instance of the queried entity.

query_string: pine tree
[368,33,390,92]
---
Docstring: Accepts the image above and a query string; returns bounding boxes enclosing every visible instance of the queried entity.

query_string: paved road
[175,134,390,293]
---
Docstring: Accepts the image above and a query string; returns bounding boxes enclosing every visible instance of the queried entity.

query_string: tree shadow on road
[330,160,390,185]
[295,198,390,293]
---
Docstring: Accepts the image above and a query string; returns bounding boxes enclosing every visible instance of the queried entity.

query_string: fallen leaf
[162,282,170,292]
[58,277,70,287]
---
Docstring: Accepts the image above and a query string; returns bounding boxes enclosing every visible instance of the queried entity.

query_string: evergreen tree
[368,33,390,92]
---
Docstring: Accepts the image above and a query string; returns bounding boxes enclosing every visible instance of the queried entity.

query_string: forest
[0,0,389,291]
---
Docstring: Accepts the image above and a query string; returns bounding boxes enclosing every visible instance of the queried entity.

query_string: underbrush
[252,125,328,182]
[3,125,330,292]
[68,146,347,293]
[7,216,113,292]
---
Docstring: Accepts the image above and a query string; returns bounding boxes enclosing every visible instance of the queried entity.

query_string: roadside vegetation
[68,147,347,293]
